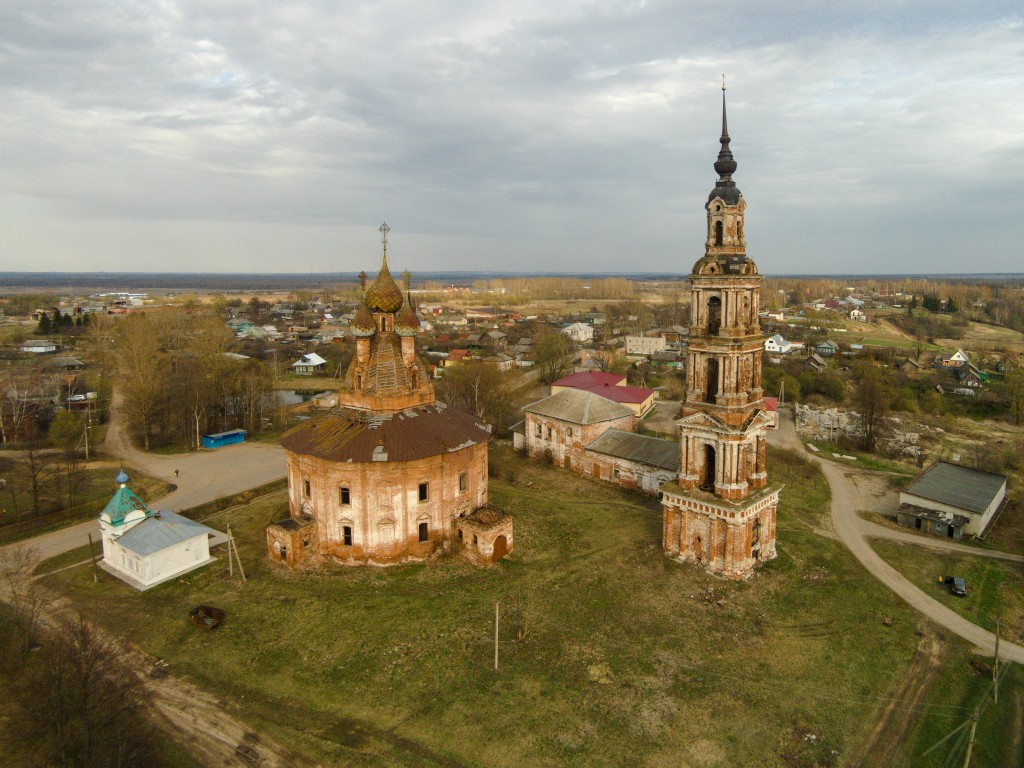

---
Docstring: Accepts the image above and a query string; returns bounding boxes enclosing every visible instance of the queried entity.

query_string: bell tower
[661,83,780,578]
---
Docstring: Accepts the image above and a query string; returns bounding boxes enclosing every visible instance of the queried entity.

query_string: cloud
[1,1,1022,273]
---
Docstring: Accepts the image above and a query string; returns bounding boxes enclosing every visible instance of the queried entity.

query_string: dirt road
[769,408,1024,662]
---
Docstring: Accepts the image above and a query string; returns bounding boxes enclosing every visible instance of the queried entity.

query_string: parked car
[942,576,967,597]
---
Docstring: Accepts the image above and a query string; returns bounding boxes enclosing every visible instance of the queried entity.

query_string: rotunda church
[266,225,512,567]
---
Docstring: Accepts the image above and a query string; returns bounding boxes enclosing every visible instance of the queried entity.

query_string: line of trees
[116,310,277,450]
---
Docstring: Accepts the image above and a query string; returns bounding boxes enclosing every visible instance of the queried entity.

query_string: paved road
[3,388,287,561]
[769,408,1024,662]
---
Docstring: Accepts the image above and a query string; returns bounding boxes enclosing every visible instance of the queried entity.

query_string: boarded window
[418,482,429,502]
[340,487,351,505]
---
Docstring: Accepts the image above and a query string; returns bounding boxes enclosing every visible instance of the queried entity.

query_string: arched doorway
[492,535,509,562]
[702,445,716,492]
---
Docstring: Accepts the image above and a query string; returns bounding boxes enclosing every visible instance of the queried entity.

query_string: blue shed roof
[116,510,216,556]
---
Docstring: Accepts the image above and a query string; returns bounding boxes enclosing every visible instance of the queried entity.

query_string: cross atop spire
[379,222,390,264]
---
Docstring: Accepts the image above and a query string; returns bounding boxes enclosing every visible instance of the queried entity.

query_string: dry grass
[42,445,927,767]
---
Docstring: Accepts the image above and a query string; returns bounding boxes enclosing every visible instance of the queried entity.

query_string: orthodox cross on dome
[379,222,390,263]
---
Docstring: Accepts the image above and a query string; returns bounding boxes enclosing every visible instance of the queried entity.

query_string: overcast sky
[2,1,1023,276]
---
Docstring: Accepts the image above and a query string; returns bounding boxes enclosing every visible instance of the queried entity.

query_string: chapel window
[459,472,468,492]
[418,522,429,542]
[418,482,429,502]
[340,487,351,505]
[535,423,542,437]
[343,526,353,546]
[303,479,311,498]
[715,221,724,246]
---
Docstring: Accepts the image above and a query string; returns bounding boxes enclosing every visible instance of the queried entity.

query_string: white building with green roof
[98,470,219,590]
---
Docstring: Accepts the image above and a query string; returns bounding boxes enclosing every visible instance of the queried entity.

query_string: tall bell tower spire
[714,77,737,183]
[660,83,780,579]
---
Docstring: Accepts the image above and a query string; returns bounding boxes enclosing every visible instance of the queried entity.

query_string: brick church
[266,225,512,567]
[661,86,781,578]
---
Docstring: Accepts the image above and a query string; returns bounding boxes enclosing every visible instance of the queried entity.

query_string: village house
[936,348,970,368]
[804,353,828,372]
[292,352,328,375]
[814,340,839,357]
[561,322,594,343]
[763,334,792,354]
[625,335,667,356]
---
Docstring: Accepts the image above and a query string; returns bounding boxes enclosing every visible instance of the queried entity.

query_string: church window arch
[714,221,724,245]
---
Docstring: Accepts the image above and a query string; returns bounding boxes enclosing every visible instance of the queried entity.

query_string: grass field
[870,539,1024,636]
[896,645,1024,768]
[39,444,935,766]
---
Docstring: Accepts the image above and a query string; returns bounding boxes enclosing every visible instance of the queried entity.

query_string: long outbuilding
[898,461,1007,540]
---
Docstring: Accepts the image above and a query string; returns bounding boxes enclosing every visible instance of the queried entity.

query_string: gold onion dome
[351,302,375,336]
[395,294,419,335]
[364,255,404,314]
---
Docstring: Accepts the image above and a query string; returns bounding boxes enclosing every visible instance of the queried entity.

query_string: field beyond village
[38,445,1021,767]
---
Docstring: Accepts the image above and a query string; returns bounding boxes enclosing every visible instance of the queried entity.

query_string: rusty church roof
[280,403,491,463]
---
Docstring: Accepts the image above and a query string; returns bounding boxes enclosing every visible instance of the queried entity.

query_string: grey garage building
[898,461,1007,540]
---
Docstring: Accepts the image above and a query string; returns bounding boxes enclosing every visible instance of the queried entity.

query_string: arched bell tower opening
[707,296,722,334]
[661,79,780,579]
[705,358,719,403]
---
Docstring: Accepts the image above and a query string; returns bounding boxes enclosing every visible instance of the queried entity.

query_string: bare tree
[14,615,163,768]
[0,546,51,653]
[854,366,891,452]
[533,330,573,384]
[116,314,167,450]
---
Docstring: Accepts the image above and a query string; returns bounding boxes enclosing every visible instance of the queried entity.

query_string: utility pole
[494,602,500,672]
[226,524,247,581]
[993,617,1000,704]
[87,532,99,583]
[962,710,979,768]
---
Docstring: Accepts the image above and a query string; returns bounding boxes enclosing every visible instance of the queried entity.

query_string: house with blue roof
[97,470,220,590]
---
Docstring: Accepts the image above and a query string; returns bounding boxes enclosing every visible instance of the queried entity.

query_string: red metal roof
[553,371,626,388]
[280,404,491,463]
[552,371,652,404]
